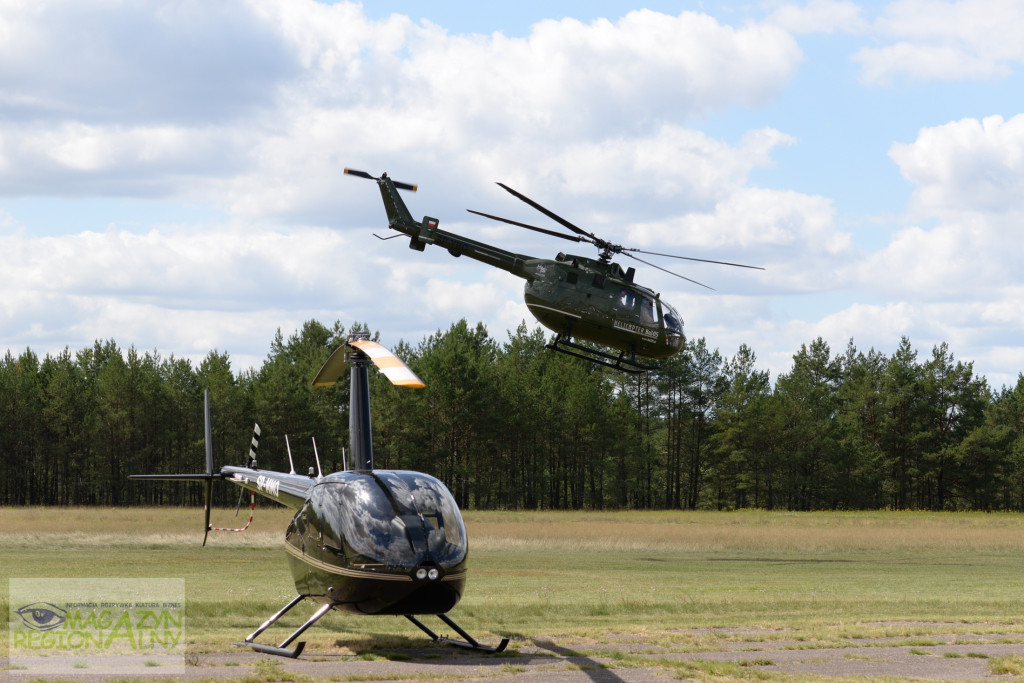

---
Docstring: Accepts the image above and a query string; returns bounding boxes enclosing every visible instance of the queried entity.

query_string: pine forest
[2,319,1023,512]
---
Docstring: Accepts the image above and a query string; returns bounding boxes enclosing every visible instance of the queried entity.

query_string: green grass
[3,507,1024,657]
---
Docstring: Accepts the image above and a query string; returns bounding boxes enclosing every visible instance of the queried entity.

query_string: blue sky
[2,0,1024,387]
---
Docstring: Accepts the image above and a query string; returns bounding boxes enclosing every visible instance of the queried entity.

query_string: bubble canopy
[309,470,467,570]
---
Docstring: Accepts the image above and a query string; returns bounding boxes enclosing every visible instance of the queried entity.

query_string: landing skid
[548,335,656,374]
[405,614,510,654]
[235,593,509,658]
[234,593,330,658]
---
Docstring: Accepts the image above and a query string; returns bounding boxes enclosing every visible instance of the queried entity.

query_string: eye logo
[16,602,66,631]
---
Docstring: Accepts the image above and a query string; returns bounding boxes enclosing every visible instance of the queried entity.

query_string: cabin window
[618,288,635,308]
[592,274,605,288]
[566,272,578,285]
[640,298,657,326]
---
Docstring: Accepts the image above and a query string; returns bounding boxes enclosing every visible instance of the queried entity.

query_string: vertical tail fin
[377,174,417,228]
[344,168,418,229]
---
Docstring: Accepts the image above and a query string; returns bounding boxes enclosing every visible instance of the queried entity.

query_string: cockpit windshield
[314,472,466,570]
[661,301,685,351]
[374,470,465,561]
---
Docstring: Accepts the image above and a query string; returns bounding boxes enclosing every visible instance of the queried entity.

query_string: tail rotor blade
[203,389,214,545]
[204,390,214,477]
[203,479,212,547]
[344,168,375,180]
[345,168,417,192]
[130,389,224,545]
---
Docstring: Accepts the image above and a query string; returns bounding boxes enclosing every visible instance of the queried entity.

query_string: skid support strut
[405,614,510,654]
[234,594,335,658]
[548,335,656,374]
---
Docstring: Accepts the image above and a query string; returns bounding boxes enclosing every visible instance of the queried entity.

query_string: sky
[2,0,1024,388]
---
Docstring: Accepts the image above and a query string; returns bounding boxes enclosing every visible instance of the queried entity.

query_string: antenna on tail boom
[312,438,323,479]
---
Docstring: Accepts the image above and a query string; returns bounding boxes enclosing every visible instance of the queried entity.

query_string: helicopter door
[313,487,347,561]
[287,500,321,555]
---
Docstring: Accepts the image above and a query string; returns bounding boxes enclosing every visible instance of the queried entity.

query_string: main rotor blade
[496,182,596,240]
[467,209,586,244]
[348,339,425,388]
[312,345,349,387]
[624,247,765,270]
[313,340,425,388]
[623,252,715,290]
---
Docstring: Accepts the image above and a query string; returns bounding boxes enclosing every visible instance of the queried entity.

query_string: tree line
[2,319,1023,511]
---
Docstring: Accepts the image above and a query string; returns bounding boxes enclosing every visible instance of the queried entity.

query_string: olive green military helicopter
[347,169,762,373]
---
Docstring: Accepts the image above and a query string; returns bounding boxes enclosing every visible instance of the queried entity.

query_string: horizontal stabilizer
[128,473,221,481]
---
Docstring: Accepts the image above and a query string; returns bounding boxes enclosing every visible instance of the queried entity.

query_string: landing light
[427,568,439,581]
[415,568,428,580]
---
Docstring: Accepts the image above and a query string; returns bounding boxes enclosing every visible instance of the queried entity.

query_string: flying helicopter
[346,169,762,372]
[130,332,508,658]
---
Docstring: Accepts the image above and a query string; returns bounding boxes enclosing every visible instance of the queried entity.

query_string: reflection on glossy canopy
[313,471,466,570]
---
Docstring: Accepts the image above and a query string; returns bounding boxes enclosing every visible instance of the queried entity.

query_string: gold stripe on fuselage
[284,542,465,582]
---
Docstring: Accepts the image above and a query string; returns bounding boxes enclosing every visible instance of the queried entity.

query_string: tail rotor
[129,388,255,544]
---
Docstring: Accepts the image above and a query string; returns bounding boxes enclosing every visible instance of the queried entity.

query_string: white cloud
[0,2,804,218]
[627,185,851,296]
[861,114,1024,305]
[858,223,968,298]
[767,0,867,34]
[0,216,528,369]
[3,1,1020,387]
[855,42,1009,84]
[854,0,1024,84]
[0,0,298,124]
[790,302,917,348]
[534,126,796,211]
[835,111,1024,385]
[2,122,247,197]
[217,5,804,223]
[670,106,1024,388]
[0,221,369,358]
[889,114,1024,215]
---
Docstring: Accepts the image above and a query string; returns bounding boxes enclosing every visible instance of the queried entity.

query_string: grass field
[4,507,1024,678]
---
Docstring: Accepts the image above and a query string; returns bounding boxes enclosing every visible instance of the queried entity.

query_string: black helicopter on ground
[130,332,508,658]
[346,169,762,372]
